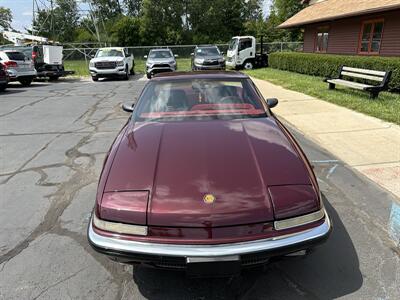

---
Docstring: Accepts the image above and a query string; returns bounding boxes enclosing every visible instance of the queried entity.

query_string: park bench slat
[326,79,371,90]
[341,71,384,82]
[342,67,386,77]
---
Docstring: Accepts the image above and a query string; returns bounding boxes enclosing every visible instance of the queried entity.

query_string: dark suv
[191,45,225,71]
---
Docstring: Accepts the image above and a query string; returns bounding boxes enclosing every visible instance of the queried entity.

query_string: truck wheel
[19,78,33,87]
[146,73,152,79]
[243,61,254,70]
[92,76,98,82]
[48,76,59,81]
[130,67,135,75]
[0,84,6,92]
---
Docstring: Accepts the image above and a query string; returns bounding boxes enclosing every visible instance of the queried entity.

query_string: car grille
[95,61,116,69]
[152,64,171,68]
[241,251,270,266]
[203,59,220,66]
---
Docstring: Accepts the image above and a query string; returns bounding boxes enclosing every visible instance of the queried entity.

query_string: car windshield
[96,49,123,57]
[228,38,238,51]
[196,47,220,57]
[134,79,266,122]
[149,50,172,59]
[6,52,27,61]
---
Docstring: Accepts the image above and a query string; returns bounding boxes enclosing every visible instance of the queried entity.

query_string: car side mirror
[266,98,278,108]
[90,54,95,58]
[221,52,224,55]
[144,55,148,59]
[190,53,194,56]
[174,54,179,58]
[122,103,134,112]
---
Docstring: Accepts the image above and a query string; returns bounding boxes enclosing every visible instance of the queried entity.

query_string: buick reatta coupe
[88,71,331,275]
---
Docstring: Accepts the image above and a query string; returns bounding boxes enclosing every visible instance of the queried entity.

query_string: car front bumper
[147,66,176,75]
[193,64,225,71]
[89,67,126,77]
[88,209,331,268]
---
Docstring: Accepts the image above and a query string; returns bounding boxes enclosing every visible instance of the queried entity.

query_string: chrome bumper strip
[88,209,331,258]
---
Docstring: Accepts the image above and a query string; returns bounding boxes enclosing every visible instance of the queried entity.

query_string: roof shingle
[278,0,400,28]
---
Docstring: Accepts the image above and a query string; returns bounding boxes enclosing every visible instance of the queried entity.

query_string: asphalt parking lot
[0,76,399,300]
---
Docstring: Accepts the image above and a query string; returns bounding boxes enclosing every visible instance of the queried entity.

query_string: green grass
[64,58,192,77]
[245,68,400,125]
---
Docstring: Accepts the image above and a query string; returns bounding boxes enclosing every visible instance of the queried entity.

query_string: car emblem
[203,194,215,204]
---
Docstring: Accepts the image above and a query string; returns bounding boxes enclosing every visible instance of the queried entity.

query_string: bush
[269,52,400,92]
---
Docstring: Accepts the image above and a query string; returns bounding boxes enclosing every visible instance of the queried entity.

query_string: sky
[1,0,273,33]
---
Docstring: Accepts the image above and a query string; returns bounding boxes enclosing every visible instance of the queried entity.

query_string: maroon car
[88,71,331,275]
[0,62,9,92]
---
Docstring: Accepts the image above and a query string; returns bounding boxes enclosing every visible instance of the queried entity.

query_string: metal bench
[325,66,391,98]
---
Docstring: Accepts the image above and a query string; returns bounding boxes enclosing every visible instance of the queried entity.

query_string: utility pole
[32,0,35,35]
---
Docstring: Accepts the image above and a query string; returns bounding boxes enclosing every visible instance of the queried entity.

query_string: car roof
[152,71,249,81]
[150,48,171,51]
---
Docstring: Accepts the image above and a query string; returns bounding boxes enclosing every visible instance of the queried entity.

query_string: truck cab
[226,36,267,70]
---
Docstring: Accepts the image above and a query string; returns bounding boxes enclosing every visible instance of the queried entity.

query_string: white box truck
[226,36,268,70]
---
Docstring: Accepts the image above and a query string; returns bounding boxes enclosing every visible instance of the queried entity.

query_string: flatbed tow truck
[226,36,268,70]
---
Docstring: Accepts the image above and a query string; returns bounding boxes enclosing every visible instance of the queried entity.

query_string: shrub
[268,52,400,92]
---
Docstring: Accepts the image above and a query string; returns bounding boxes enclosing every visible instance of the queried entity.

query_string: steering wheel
[220,96,243,104]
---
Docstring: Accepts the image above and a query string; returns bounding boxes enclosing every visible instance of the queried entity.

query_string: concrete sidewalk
[253,77,400,200]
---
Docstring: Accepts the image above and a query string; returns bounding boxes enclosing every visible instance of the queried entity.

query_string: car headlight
[170,60,176,66]
[194,58,204,65]
[89,61,94,67]
[117,60,124,67]
[146,62,152,67]
[274,209,325,230]
[93,213,148,236]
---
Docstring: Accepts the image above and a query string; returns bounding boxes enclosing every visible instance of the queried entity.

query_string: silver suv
[0,50,37,86]
[145,49,177,79]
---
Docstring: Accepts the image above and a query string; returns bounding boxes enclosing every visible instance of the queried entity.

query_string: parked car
[87,71,332,276]
[89,47,134,81]
[0,45,65,80]
[191,45,225,71]
[0,50,37,86]
[144,48,177,79]
[0,62,9,92]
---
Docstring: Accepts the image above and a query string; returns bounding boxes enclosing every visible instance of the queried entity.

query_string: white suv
[0,50,37,86]
[89,47,134,81]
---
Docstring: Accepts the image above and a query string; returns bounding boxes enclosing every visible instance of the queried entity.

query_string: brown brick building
[278,0,400,57]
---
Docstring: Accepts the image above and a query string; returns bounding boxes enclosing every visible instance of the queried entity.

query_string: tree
[266,0,305,42]
[0,6,12,30]
[32,0,79,42]
[187,0,258,44]
[140,0,185,45]
[123,0,143,16]
[110,16,141,46]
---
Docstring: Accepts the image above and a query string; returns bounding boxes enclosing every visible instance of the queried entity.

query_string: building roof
[278,0,400,29]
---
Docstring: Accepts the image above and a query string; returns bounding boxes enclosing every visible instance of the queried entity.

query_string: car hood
[90,57,124,63]
[147,57,175,64]
[104,118,312,227]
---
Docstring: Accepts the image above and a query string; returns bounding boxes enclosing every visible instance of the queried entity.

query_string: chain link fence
[62,42,303,62]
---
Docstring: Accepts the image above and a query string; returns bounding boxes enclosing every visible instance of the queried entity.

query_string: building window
[359,19,384,54]
[315,27,329,52]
